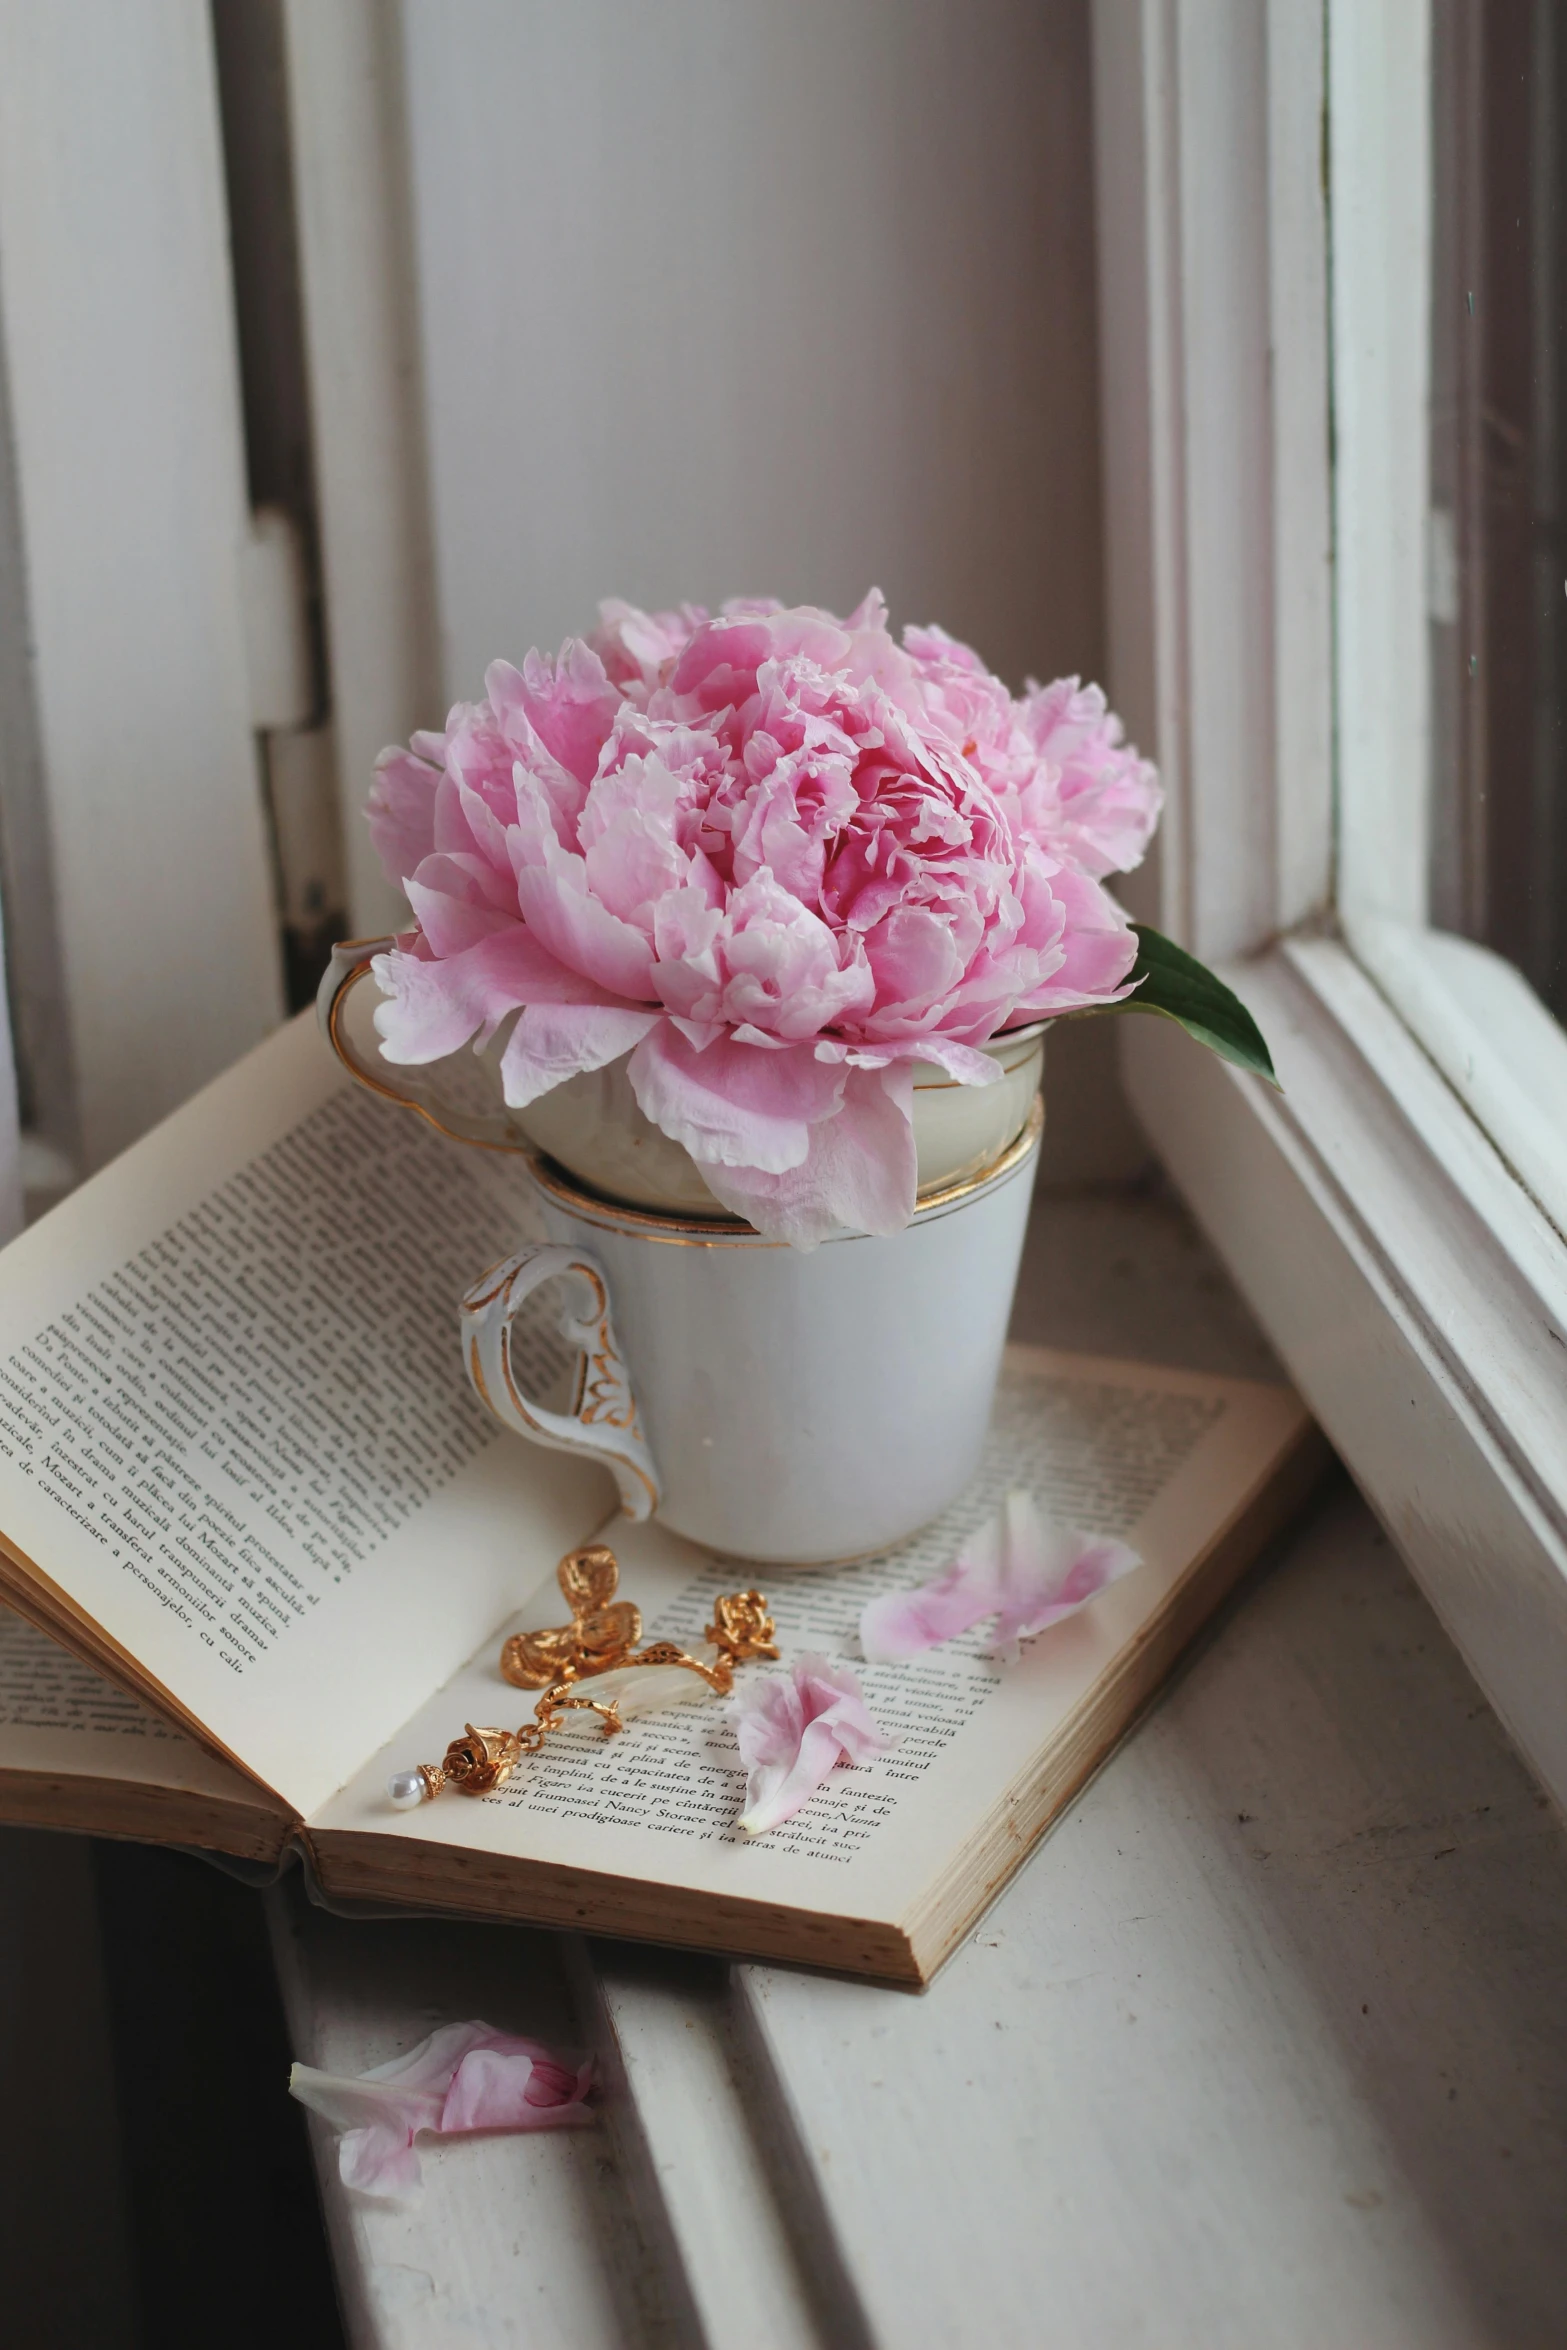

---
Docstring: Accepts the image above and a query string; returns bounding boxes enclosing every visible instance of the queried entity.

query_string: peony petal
[289,2021,594,2199]
[288,2063,445,2199]
[438,2041,595,2134]
[731,1654,893,1834]
[287,2065,442,2136]
[987,1489,1141,1660]
[370,943,507,1064]
[626,1023,845,1175]
[859,1490,1141,1665]
[589,597,710,691]
[903,620,987,676]
[358,2018,492,2090]
[1018,675,1163,878]
[864,1033,1002,1087]
[498,1002,659,1107]
[405,870,516,959]
[860,904,966,1021]
[651,867,875,1040]
[508,804,659,1001]
[1010,863,1138,1017]
[367,742,443,889]
[373,925,628,1066]
[738,1718,852,1835]
[506,641,621,788]
[700,1062,916,1247]
[859,1513,1005,1662]
[451,780,518,880]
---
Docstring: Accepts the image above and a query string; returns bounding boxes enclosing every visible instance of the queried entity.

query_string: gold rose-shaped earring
[385,1550,777,1811]
[497,1543,644,1689]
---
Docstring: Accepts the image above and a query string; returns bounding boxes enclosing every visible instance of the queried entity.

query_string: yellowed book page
[0,1014,613,1816]
[313,1348,1310,1930]
[0,1607,262,1803]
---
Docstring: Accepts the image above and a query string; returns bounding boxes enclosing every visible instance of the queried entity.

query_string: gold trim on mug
[326,953,1046,1224]
[523,1094,1045,1247]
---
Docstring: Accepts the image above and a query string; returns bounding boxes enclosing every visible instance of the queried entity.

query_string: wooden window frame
[1094,0,1567,1809]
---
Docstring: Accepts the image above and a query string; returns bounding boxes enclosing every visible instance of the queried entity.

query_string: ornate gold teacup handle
[460,1246,660,1520]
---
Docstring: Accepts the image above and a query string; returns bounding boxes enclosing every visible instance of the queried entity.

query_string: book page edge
[300,1823,926,1988]
[0,1538,298,1817]
[0,1767,295,1865]
[902,1419,1336,1983]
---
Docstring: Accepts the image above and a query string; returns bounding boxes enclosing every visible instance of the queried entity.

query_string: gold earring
[386,1548,777,1810]
[498,1543,644,1688]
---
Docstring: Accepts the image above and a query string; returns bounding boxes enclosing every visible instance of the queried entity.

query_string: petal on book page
[289,2019,595,2197]
[859,1489,1142,1665]
[730,1653,894,1834]
[857,1511,1007,1661]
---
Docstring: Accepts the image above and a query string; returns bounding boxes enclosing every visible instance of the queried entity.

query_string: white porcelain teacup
[459,1106,1042,1566]
[319,940,1045,1214]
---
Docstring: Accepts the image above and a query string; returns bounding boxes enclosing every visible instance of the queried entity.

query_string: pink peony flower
[859,1489,1142,1665]
[288,2019,594,2198]
[368,593,1161,1245]
[729,1653,894,1834]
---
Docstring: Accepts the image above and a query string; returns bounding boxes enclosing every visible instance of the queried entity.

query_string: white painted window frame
[0,0,286,1177]
[1095,0,1567,1813]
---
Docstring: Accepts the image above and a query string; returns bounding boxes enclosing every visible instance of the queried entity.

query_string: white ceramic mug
[318,940,1045,1213]
[460,1102,1042,1565]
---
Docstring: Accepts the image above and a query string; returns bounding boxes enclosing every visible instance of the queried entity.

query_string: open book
[0,1015,1323,1985]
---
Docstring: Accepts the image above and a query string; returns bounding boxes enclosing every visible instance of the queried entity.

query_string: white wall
[397,0,1105,708]
[0,0,283,1172]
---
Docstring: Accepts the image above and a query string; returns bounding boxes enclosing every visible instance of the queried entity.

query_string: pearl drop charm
[387,1767,428,1810]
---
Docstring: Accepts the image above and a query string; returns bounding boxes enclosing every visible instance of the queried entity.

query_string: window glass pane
[1429,0,1567,1021]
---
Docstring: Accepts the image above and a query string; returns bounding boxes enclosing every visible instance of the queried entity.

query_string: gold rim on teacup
[320,941,1046,1218]
[518,1093,1044,1247]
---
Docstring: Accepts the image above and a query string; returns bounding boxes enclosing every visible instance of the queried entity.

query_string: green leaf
[1107,924,1280,1086]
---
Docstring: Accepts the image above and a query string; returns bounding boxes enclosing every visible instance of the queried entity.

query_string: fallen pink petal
[859,1489,1142,1665]
[729,1653,894,1834]
[288,2019,595,2197]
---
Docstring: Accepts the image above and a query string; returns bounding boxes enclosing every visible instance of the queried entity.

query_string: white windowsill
[1122,934,1567,1816]
[1343,915,1567,1249]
